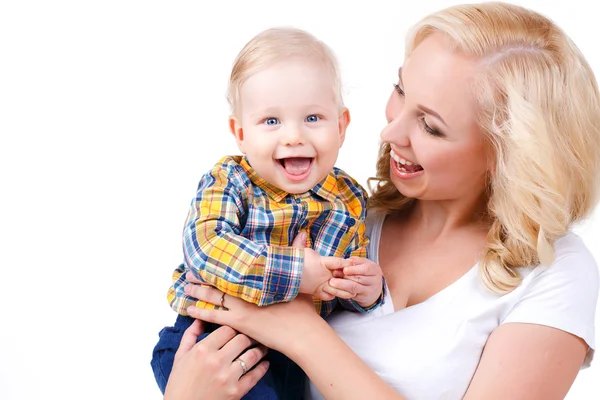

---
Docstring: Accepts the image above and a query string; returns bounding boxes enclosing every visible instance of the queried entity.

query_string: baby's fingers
[327,278,360,299]
[344,262,381,277]
[321,281,354,299]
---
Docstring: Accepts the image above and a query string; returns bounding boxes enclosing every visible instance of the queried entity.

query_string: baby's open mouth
[277,157,315,181]
[278,157,314,176]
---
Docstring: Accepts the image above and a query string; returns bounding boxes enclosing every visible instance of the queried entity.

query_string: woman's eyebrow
[399,66,449,129]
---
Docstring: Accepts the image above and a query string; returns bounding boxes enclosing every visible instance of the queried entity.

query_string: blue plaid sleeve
[168,158,304,314]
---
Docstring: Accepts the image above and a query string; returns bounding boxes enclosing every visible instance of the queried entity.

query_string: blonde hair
[368,2,600,294]
[227,27,343,114]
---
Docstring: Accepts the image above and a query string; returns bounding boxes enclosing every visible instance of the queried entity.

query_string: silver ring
[220,293,226,309]
[236,358,248,375]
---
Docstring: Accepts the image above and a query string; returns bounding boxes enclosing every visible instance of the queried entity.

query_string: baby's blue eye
[265,118,280,125]
[306,115,319,123]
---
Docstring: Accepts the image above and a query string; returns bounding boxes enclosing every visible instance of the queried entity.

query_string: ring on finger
[235,358,248,375]
[220,293,228,310]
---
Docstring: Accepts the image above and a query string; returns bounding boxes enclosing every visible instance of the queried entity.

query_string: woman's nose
[380,115,410,147]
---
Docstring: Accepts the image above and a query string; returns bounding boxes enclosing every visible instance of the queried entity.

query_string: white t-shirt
[307,211,598,400]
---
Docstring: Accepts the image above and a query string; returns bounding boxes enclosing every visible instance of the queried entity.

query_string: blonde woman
[165,2,600,399]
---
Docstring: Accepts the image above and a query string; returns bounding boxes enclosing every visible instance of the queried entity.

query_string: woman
[164,2,600,399]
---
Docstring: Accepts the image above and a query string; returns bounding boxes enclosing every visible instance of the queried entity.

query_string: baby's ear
[338,107,351,147]
[229,115,246,154]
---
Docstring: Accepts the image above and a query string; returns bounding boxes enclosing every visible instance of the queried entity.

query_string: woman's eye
[305,115,320,123]
[420,117,444,138]
[264,118,280,125]
[394,83,405,97]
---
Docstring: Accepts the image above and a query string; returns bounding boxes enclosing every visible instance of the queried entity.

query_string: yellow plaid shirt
[168,156,381,317]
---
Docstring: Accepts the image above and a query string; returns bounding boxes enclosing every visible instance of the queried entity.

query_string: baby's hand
[300,248,353,301]
[326,257,383,308]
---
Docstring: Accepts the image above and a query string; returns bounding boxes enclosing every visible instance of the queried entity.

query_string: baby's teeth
[399,158,406,165]
[405,161,413,166]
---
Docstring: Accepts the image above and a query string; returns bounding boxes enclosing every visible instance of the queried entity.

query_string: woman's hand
[183,230,333,352]
[184,276,402,400]
[164,319,269,400]
[184,280,321,353]
[181,231,402,400]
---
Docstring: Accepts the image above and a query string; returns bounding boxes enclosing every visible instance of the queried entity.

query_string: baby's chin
[276,173,326,194]
[277,180,319,194]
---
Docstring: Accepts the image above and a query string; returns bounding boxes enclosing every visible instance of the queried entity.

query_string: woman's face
[381,32,490,203]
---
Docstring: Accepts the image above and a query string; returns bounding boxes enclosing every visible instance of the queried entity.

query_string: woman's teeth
[390,150,416,166]
[390,150,423,173]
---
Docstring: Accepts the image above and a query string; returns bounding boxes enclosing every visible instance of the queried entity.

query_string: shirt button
[295,198,302,204]
[347,218,356,227]
[274,294,284,301]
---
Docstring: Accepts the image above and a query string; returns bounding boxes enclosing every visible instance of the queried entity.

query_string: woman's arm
[466,245,596,399]
[464,323,588,399]
[185,285,404,400]
[285,305,402,400]
[184,282,591,400]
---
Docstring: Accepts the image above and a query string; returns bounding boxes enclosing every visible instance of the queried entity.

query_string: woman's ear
[338,107,351,147]
[229,115,246,154]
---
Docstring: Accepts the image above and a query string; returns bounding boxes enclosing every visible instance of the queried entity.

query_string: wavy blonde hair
[368,2,600,294]
[227,27,343,115]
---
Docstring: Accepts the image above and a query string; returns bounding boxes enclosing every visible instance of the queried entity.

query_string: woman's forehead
[402,34,480,135]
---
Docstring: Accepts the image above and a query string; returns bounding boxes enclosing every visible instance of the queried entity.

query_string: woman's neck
[404,193,491,240]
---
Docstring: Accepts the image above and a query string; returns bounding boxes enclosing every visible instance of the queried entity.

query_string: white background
[0,1,598,399]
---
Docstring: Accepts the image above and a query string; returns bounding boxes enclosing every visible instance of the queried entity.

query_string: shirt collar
[239,157,339,203]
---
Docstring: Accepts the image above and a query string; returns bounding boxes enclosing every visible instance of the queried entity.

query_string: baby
[151,27,385,400]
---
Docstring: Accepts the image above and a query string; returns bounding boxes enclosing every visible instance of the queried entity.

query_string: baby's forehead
[246,56,337,82]
[237,58,342,103]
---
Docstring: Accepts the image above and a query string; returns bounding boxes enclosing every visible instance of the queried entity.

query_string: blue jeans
[151,315,306,399]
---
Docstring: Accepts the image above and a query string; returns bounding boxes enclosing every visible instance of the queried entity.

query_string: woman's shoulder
[555,231,596,255]
[515,231,599,300]
[504,231,599,364]
[542,231,599,281]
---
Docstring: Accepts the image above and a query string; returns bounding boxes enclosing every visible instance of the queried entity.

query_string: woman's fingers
[220,331,256,360]
[185,271,205,284]
[174,319,205,362]
[231,345,269,378]
[238,360,270,398]
[185,283,228,307]
[200,325,239,350]
[187,306,227,327]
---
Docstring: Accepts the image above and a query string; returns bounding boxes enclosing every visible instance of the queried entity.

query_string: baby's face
[231,58,349,194]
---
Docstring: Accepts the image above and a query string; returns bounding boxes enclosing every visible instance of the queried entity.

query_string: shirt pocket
[311,209,359,257]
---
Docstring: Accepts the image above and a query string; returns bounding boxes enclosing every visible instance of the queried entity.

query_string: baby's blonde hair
[227,27,343,115]
[369,2,600,294]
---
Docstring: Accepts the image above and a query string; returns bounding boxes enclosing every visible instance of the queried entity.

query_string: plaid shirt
[168,155,382,318]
